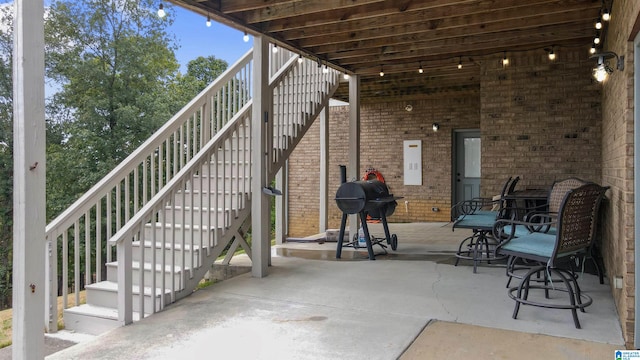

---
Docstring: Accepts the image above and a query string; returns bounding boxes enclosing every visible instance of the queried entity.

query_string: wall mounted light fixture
[591,51,624,82]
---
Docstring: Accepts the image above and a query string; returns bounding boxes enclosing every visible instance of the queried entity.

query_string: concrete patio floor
[39,222,624,359]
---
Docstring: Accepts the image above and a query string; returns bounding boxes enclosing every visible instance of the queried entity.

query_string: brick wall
[289,47,601,238]
[287,91,480,237]
[480,49,602,194]
[598,0,640,349]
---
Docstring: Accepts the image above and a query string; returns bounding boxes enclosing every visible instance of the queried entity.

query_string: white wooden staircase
[44,46,340,335]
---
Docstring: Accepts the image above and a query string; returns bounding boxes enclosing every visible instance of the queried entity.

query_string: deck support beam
[251,36,272,277]
[348,75,361,240]
[319,108,329,232]
[12,0,46,358]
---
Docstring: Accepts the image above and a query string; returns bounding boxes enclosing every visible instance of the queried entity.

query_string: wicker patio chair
[495,178,597,287]
[494,183,609,329]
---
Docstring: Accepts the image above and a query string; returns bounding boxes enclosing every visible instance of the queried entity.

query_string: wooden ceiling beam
[218,0,297,14]
[250,0,486,30]
[262,0,598,33]
[326,24,589,64]
[235,0,387,24]
[295,5,595,49]
[334,24,593,68]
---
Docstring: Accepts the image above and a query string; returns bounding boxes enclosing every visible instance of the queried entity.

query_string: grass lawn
[0,291,86,349]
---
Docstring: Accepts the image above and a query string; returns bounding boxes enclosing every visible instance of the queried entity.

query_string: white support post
[319,108,329,232]
[251,36,271,277]
[348,75,361,240]
[117,240,133,325]
[13,0,46,358]
[275,161,288,245]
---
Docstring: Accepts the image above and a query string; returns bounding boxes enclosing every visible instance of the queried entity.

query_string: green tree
[45,0,182,219]
[186,55,228,89]
[0,3,14,310]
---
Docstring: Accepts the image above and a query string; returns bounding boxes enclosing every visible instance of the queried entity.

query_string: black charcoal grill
[335,172,402,260]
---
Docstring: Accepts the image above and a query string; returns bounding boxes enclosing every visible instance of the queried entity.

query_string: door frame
[452,129,481,207]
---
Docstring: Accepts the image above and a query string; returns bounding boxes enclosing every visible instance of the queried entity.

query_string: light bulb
[206,16,211,27]
[418,67,423,74]
[272,44,278,53]
[343,73,350,80]
[157,3,166,18]
[603,9,611,21]
[548,51,556,61]
[502,56,509,67]
[243,32,249,42]
[323,65,329,74]
[298,55,304,64]
[379,66,384,77]
[595,18,602,30]
[590,44,597,54]
[594,64,608,82]
[458,58,463,69]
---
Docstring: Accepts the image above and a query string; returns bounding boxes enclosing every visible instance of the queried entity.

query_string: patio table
[504,188,549,220]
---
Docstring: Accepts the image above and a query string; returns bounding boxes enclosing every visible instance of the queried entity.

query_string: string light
[502,52,509,67]
[457,57,463,69]
[243,32,249,42]
[418,62,423,74]
[602,6,611,21]
[379,65,384,77]
[157,2,166,18]
[322,62,329,74]
[298,54,304,64]
[206,14,211,27]
[548,49,556,61]
[343,73,350,80]
[590,43,597,54]
[272,44,278,53]
[595,16,602,30]
[594,32,601,45]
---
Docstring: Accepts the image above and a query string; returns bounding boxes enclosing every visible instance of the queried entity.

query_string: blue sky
[167,4,253,72]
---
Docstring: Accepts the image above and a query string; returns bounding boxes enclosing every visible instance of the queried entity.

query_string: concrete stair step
[132,240,202,268]
[85,281,174,314]
[106,261,188,289]
[162,205,232,228]
[63,304,144,336]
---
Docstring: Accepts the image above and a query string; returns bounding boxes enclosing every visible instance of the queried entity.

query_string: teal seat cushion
[455,213,496,229]
[502,224,532,238]
[500,232,556,258]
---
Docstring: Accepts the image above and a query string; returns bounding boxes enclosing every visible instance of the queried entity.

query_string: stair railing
[268,55,341,177]
[110,45,338,324]
[109,102,253,324]
[44,49,254,332]
[44,43,340,332]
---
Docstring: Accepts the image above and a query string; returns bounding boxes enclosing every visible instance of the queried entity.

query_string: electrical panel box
[403,140,422,185]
